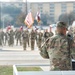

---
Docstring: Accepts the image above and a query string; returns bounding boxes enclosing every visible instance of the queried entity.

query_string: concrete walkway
[0,46,50,71]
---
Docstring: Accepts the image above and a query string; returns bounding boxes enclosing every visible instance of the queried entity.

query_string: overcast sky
[0,0,75,2]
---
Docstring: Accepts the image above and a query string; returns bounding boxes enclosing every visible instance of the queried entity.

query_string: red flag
[36,12,41,23]
[24,12,34,28]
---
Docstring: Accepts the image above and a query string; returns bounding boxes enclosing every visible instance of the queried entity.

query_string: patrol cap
[57,21,68,30]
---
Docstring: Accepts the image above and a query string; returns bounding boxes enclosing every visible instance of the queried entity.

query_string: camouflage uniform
[41,22,75,70]
[15,29,22,46]
[49,31,54,37]
[30,29,36,50]
[37,31,43,50]
[0,30,5,45]
[22,30,29,50]
[44,30,50,41]
[8,30,14,46]
[4,32,8,45]
[26,29,30,47]
[0,30,2,46]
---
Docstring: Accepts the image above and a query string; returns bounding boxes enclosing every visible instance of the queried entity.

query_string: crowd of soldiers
[0,26,54,51]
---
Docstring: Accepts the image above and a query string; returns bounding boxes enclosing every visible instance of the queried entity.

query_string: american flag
[24,12,34,28]
[35,12,41,23]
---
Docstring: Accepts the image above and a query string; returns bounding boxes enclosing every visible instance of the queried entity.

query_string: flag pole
[26,0,27,15]
[25,0,27,28]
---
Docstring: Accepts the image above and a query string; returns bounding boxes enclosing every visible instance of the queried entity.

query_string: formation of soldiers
[0,26,54,51]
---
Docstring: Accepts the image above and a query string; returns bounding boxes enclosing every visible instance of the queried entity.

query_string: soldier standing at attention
[22,30,28,50]
[41,22,75,70]
[30,29,36,50]
[37,30,43,50]
[15,29,22,46]
[26,29,30,47]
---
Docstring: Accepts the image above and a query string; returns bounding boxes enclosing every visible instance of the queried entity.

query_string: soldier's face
[57,27,67,35]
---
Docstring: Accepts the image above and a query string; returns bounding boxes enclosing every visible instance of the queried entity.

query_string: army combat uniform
[15,30,22,46]
[22,30,29,50]
[8,30,14,46]
[41,22,75,70]
[30,30,36,50]
[44,31,50,41]
[37,31,43,50]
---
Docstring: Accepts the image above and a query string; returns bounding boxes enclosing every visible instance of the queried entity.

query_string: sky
[0,0,75,2]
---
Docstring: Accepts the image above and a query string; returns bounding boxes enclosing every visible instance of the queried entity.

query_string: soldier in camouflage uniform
[1,30,5,45]
[37,30,43,50]
[43,29,50,41]
[15,29,22,46]
[41,22,75,70]
[26,29,30,47]
[0,30,2,46]
[4,31,8,46]
[8,29,14,46]
[30,29,36,50]
[22,30,29,50]
[49,26,54,37]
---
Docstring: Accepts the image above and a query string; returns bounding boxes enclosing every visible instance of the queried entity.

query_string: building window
[50,3,55,9]
[61,9,66,13]
[38,3,42,6]
[61,3,67,9]
[73,3,75,10]
[50,7,54,9]
[73,3,75,6]
[50,13,54,16]
[61,3,67,13]
[50,10,54,12]
[50,3,55,6]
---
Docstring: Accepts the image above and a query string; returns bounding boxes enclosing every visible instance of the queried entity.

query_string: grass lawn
[0,66,43,75]
[17,67,43,71]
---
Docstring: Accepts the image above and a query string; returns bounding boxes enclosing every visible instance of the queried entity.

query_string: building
[30,2,75,23]
[0,1,75,23]
[9,0,23,2]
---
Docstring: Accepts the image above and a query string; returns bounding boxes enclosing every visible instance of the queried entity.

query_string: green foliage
[1,4,22,26]
[0,66,42,75]
[0,66,13,75]
[2,5,21,15]
[58,11,75,26]
[17,67,43,71]
[16,12,26,25]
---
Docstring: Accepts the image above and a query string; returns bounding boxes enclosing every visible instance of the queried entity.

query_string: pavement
[0,45,50,71]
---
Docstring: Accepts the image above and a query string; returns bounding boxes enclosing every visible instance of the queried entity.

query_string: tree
[1,4,22,26]
[58,12,75,26]
[41,14,48,25]
[1,14,13,28]
[16,12,26,26]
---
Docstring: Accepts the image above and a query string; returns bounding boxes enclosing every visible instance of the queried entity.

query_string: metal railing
[13,63,75,75]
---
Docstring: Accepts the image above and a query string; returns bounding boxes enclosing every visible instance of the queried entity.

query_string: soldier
[0,30,2,46]
[30,29,36,50]
[49,26,54,37]
[8,29,14,46]
[37,30,43,50]
[4,31,8,46]
[26,29,30,47]
[15,29,22,46]
[40,22,75,70]
[0,30,5,45]
[43,29,50,41]
[22,30,29,50]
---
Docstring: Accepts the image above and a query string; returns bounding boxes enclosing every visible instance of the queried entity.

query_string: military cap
[57,21,68,29]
